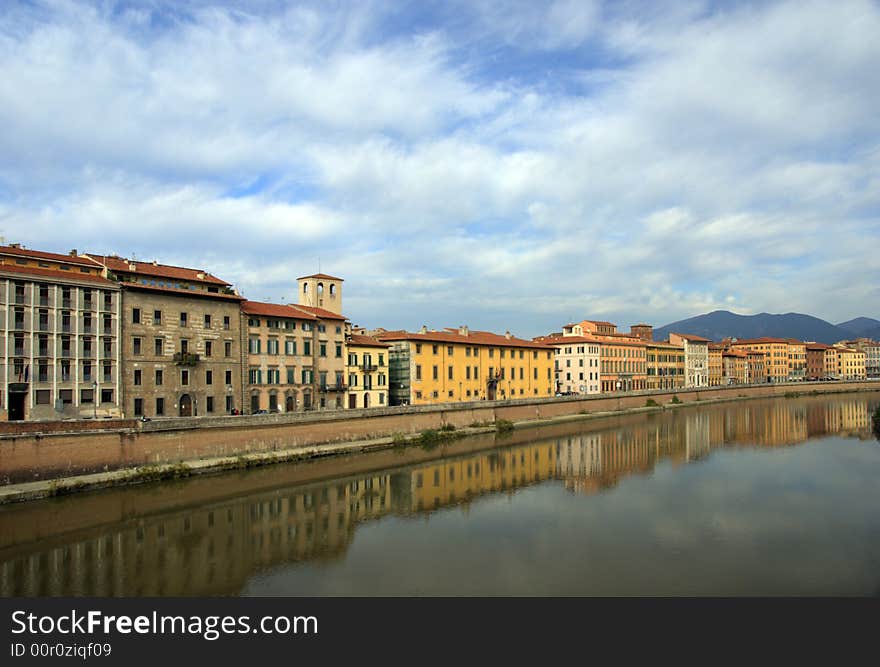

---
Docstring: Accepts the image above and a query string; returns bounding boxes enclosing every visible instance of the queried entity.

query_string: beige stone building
[668,333,710,387]
[722,349,748,384]
[0,244,122,420]
[536,335,601,395]
[83,254,244,418]
[833,345,867,380]
[243,274,348,413]
[346,332,392,409]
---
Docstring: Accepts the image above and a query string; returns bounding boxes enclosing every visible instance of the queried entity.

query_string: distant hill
[653,310,854,344]
[837,317,880,340]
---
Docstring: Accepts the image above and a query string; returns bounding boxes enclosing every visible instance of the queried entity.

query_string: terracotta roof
[730,337,791,345]
[630,323,652,328]
[723,350,748,358]
[347,334,392,348]
[581,319,616,327]
[0,245,96,267]
[297,273,344,282]
[290,304,348,321]
[377,328,553,350]
[805,342,833,350]
[242,300,315,320]
[84,254,231,286]
[536,335,603,346]
[0,262,117,286]
[670,332,711,342]
[646,341,684,349]
[708,342,726,351]
[121,282,242,300]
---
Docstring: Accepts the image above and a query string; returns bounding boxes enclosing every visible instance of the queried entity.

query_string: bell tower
[297,273,343,315]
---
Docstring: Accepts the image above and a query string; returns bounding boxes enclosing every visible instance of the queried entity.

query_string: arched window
[317,282,324,295]
[303,282,309,294]
[329,284,336,296]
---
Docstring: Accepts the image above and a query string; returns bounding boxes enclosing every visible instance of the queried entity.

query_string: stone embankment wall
[1,382,877,484]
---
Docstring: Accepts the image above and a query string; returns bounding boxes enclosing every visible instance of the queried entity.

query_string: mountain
[653,310,854,344]
[837,317,880,339]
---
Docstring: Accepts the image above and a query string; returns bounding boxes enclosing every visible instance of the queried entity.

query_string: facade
[629,324,654,342]
[730,338,790,382]
[745,351,765,384]
[243,274,348,413]
[0,244,122,420]
[83,254,243,419]
[346,333,392,409]
[838,339,880,379]
[708,344,724,386]
[805,343,837,380]
[833,345,867,380]
[537,335,601,395]
[380,326,555,406]
[668,333,710,388]
[599,338,647,392]
[645,341,685,390]
[722,350,748,384]
[785,339,807,381]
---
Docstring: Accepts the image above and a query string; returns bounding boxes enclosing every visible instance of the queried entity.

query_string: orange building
[805,343,837,380]
[708,343,724,386]
[730,338,789,383]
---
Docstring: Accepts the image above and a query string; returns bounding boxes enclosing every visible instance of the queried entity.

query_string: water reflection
[0,394,877,597]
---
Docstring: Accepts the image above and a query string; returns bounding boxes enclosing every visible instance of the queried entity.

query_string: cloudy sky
[1,0,878,337]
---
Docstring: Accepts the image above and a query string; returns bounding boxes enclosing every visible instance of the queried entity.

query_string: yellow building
[379,325,555,405]
[645,341,685,390]
[708,344,724,386]
[833,346,867,380]
[730,338,789,383]
[786,339,807,381]
[345,333,392,409]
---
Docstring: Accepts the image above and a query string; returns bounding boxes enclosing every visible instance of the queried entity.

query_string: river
[2,392,879,596]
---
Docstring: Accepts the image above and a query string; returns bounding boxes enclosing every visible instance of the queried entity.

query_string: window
[336,344,342,358]
[154,310,162,324]
[36,389,51,405]
[432,365,439,380]
[447,346,454,355]
[288,369,296,384]
[134,398,143,416]
[415,365,422,380]
[206,370,213,385]
[80,389,94,404]
[101,389,113,403]
[133,337,142,355]
[134,369,142,386]
[155,338,164,356]
[285,339,297,355]
[206,396,214,413]
[132,308,141,324]
[181,339,189,354]
[204,314,211,329]
[225,341,232,357]
[249,368,262,384]
[205,341,212,357]
[432,345,438,355]
[318,324,326,333]
[248,338,261,354]
[225,370,232,385]
[267,339,279,355]
[319,343,327,357]
[223,315,230,330]
[303,340,311,355]
[416,344,422,354]
[156,397,165,416]
[155,369,163,386]
[181,370,189,386]
[448,366,454,380]
[180,312,187,327]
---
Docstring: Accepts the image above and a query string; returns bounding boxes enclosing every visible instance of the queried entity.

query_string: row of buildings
[0,243,876,421]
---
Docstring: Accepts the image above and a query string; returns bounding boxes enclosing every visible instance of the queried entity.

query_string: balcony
[319,383,348,392]
[360,363,378,372]
[173,352,201,366]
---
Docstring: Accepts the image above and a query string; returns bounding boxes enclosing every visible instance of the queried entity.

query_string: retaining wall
[1,381,877,484]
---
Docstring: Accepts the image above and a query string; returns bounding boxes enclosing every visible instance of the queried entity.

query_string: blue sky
[1,0,878,337]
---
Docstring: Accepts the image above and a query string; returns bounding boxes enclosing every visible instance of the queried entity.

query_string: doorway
[8,390,26,421]
[286,394,296,412]
[179,394,192,417]
[363,393,370,409]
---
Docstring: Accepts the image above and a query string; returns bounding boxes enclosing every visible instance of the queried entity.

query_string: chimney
[69,249,78,256]
[128,263,137,271]
[505,330,512,340]
[10,243,20,249]
[459,325,469,336]
[419,325,427,334]
[196,272,205,280]
[152,260,159,266]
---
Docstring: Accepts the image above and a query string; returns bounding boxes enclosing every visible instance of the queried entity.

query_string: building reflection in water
[0,394,877,597]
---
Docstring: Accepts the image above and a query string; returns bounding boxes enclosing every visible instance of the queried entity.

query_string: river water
[2,392,879,596]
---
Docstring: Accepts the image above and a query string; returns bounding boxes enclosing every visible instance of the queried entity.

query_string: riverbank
[1,381,877,504]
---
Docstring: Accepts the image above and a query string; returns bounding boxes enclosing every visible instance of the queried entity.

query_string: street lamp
[92,380,98,419]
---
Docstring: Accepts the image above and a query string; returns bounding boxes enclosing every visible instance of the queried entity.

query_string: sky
[1,0,878,338]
